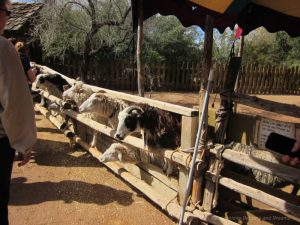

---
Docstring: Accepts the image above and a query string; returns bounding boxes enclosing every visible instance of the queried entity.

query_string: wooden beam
[179,116,198,205]
[206,172,300,218]
[36,104,74,138]
[37,65,198,117]
[198,14,214,208]
[136,0,145,97]
[210,145,300,185]
[232,93,300,119]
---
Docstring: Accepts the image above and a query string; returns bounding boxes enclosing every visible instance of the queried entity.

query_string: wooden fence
[48,58,300,95]
[36,65,300,224]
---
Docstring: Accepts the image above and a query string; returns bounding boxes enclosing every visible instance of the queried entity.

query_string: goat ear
[117,151,123,161]
[63,85,69,91]
[76,77,81,81]
[131,109,142,117]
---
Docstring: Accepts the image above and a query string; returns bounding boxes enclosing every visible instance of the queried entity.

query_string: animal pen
[35,64,300,225]
[34,1,300,225]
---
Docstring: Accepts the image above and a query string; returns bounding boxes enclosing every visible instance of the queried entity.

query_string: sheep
[78,92,129,130]
[114,104,181,175]
[100,143,142,164]
[62,81,94,107]
[61,81,110,148]
[114,104,181,149]
[99,142,173,175]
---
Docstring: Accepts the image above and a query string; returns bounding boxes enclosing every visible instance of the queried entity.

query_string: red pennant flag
[235,26,243,39]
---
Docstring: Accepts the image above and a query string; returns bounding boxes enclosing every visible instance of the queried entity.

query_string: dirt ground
[9,93,300,225]
[9,111,176,225]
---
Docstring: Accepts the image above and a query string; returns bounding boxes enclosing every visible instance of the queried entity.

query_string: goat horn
[124,106,144,114]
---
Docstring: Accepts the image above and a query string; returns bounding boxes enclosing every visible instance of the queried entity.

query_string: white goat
[100,143,143,164]
[62,81,106,148]
[100,142,174,175]
[62,81,94,106]
[79,92,129,130]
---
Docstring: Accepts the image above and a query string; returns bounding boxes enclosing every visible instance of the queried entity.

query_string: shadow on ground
[31,137,101,168]
[10,177,133,206]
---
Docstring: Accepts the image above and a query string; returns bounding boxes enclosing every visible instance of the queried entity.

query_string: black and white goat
[32,73,71,99]
[32,73,71,107]
[115,105,181,149]
[114,104,181,175]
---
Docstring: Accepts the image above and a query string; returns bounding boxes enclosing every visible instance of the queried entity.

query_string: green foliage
[243,28,300,67]
[212,28,236,63]
[32,2,300,68]
[31,0,131,61]
[143,15,203,63]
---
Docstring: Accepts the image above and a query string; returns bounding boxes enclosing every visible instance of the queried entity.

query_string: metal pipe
[179,69,214,225]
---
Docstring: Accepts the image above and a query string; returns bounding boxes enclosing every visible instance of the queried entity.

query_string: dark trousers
[0,137,15,225]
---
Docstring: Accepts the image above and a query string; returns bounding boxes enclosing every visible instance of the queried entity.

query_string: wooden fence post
[179,116,198,205]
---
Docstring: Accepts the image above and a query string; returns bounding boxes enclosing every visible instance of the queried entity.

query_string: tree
[143,15,203,63]
[32,0,131,80]
[242,28,300,66]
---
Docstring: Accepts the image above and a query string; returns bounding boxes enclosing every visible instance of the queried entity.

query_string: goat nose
[115,134,123,140]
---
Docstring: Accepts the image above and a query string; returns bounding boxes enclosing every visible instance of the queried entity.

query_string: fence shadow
[10,177,133,206]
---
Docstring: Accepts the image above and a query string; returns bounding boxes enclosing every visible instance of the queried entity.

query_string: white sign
[258,118,295,149]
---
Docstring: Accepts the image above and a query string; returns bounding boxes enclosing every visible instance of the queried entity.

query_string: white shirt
[0,36,36,153]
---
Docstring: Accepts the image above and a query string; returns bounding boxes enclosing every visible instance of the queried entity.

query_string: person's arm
[0,38,36,156]
[26,67,36,83]
[21,54,36,82]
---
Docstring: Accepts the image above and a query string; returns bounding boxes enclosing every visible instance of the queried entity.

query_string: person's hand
[18,149,32,167]
[282,138,300,166]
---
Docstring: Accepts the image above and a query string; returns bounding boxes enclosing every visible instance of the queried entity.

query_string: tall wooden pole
[191,15,214,205]
[136,0,145,97]
[234,35,244,109]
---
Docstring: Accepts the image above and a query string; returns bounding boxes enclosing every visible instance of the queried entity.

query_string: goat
[32,73,71,99]
[62,81,94,107]
[100,142,173,175]
[32,73,71,108]
[61,81,109,148]
[100,143,142,164]
[79,92,129,130]
[115,104,181,149]
[114,104,181,175]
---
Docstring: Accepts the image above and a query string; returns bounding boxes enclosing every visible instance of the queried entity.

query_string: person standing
[15,41,36,83]
[0,1,37,224]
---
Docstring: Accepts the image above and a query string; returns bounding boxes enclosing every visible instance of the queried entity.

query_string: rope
[162,194,178,211]
[212,145,225,209]
[212,142,234,208]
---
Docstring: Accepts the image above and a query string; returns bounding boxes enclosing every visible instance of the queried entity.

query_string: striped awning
[132,0,300,37]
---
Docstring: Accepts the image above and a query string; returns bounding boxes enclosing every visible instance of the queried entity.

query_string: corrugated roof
[5,2,43,32]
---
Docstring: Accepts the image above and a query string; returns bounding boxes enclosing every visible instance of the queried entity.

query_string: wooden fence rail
[47,58,300,94]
